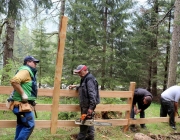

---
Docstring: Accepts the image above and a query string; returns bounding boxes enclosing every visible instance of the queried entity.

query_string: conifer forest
[0,0,180,97]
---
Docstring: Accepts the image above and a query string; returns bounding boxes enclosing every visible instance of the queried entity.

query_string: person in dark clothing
[130,88,153,129]
[69,65,100,140]
[160,85,180,130]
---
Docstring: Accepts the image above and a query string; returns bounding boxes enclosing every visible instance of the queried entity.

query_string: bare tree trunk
[3,18,14,66]
[1,18,14,85]
[151,1,158,96]
[163,10,172,91]
[147,1,158,95]
[147,65,152,92]
[167,0,180,88]
[101,3,107,90]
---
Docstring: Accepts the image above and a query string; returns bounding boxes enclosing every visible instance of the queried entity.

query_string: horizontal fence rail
[0,86,134,98]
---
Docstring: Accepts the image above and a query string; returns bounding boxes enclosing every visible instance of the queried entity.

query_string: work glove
[21,92,28,102]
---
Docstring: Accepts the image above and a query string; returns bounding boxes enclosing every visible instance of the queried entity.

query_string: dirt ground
[146,132,180,140]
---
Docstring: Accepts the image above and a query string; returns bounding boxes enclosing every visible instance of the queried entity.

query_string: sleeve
[133,95,137,105]
[175,93,180,103]
[87,79,97,110]
[133,89,144,105]
[10,70,31,84]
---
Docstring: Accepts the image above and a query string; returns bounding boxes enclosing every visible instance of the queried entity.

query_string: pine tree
[31,21,56,87]
[0,0,52,85]
[64,0,135,89]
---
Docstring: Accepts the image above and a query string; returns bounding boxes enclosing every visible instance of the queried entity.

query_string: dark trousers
[77,125,95,140]
[160,98,175,127]
[130,102,149,127]
[77,108,95,140]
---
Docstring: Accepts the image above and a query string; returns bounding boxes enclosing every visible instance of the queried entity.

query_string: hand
[69,85,76,89]
[22,92,28,101]
[87,109,93,118]
[175,111,178,117]
[135,109,141,114]
[134,107,137,114]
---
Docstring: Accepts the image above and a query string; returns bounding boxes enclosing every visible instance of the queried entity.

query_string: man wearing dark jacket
[69,65,100,140]
[130,88,153,129]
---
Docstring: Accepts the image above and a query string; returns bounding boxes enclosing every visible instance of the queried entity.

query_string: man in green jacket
[8,56,39,140]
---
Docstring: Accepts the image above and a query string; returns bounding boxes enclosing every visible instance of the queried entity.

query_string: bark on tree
[1,18,14,85]
[101,2,107,90]
[147,1,158,96]
[167,0,180,88]
[163,10,172,91]
[3,18,14,66]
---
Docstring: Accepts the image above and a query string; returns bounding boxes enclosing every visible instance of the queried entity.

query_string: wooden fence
[0,82,180,134]
[0,82,135,132]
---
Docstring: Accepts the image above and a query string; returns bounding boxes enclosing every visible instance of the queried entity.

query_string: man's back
[161,85,180,102]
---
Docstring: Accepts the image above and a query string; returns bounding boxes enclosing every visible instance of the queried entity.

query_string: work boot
[140,124,147,129]
[141,125,147,129]
[85,135,94,140]
[171,126,176,130]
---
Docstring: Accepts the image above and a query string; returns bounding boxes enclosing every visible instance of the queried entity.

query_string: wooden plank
[35,120,51,128]
[0,86,13,94]
[51,16,68,134]
[96,104,131,111]
[2,117,180,128]
[0,86,133,98]
[123,82,136,132]
[0,103,131,112]
[0,120,16,128]
[0,119,129,128]
[129,117,180,124]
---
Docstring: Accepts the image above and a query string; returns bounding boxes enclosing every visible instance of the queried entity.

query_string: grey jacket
[78,72,100,110]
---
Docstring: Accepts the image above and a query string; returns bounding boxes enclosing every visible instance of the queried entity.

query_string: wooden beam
[130,117,180,124]
[0,86,134,98]
[0,103,131,112]
[123,82,136,132]
[0,86,13,94]
[0,119,129,128]
[50,16,68,134]
[2,117,180,128]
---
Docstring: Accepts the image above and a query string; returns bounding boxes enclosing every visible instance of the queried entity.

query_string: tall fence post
[50,16,68,134]
[123,82,136,132]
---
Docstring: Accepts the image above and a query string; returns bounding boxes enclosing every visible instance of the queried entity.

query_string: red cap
[74,65,87,73]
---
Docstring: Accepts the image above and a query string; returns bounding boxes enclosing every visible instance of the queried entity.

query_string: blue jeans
[13,107,35,140]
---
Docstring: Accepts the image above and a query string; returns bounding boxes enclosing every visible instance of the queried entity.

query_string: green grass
[1,95,180,140]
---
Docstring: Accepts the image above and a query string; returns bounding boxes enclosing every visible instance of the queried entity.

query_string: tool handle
[33,106,38,118]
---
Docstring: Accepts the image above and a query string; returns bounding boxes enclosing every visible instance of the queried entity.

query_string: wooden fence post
[50,16,68,134]
[123,82,136,132]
